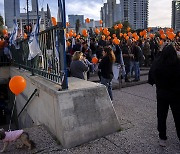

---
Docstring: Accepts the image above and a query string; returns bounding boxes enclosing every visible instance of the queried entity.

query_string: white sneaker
[159,139,166,147]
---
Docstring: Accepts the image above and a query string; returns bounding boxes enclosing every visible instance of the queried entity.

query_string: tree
[0,15,4,37]
[75,19,80,34]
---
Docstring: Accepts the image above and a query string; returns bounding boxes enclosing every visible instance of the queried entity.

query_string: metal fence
[11,26,65,87]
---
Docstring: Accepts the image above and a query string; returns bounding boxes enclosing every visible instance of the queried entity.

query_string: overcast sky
[0,0,172,27]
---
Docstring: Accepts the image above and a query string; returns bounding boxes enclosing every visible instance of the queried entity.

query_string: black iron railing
[11,26,65,87]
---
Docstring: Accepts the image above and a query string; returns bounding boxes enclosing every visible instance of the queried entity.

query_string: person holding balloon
[98,46,116,101]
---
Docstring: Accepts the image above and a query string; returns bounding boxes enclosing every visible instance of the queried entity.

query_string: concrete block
[10,67,120,148]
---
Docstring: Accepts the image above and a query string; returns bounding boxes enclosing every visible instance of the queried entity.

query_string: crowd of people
[67,34,180,101]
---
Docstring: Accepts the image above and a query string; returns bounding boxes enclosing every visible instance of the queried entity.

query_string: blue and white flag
[119,49,126,77]
[28,17,42,60]
[55,30,60,62]
[72,37,75,48]
[9,19,18,46]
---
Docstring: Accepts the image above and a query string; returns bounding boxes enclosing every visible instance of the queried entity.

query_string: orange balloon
[125,36,129,40]
[95,28,100,34]
[106,31,110,36]
[102,35,106,40]
[160,34,166,39]
[149,33,155,38]
[168,32,175,40]
[76,35,80,39]
[148,27,151,32]
[123,33,127,38]
[100,27,103,32]
[143,30,147,36]
[169,28,174,32]
[135,36,139,41]
[85,18,90,23]
[114,25,118,30]
[0,40,5,48]
[2,29,8,35]
[24,33,27,39]
[9,76,26,95]
[92,57,98,64]
[107,36,111,40]
[118,23,123,29]
[140,31,144,37]
[159,29,164,35]
[69,31,73,37]
[51,17,57,26]
[66,33,69,38]
[114,38,120,45]
[73,32,77,37]
[128,32,132,37]
[66,22,70,27]
[119,33,123,37]
[144,35,148,39]
[159,40,164,46]
[132,32,138,38]
[127,27,131,32]
[112,34,116,38]
[99,20,103,25]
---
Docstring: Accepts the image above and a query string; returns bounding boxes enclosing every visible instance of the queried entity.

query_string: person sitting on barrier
[70,51,89,80]
[98,46,116,101]
[148,44,180,147]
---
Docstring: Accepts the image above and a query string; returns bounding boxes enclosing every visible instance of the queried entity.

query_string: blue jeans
[134,61,140,80]
[101,77,113,100]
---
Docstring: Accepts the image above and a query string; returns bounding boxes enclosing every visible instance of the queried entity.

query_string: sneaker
[159,139,166,147]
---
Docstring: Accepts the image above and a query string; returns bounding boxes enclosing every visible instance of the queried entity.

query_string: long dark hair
[158,44,178,66]
[104,46,116,63]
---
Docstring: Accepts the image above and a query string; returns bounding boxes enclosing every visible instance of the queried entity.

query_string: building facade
[4,0,49,31]
[120,0,148,29]
[4,0,20,30]
[100,0,148,29]
[68,15,84,28]
[172,0,180,31]
[100,0,120,27]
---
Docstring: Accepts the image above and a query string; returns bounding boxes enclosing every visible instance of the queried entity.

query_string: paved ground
[1,84,180,153]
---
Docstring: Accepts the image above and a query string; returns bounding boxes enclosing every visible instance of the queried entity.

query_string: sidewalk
[1,84,179,153]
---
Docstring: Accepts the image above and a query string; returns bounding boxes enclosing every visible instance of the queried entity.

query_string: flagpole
[36,0,39,33]
[27,0,30,34]
[57,0,68,89]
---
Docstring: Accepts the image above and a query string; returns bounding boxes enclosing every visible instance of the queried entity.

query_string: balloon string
[8,96,16,131]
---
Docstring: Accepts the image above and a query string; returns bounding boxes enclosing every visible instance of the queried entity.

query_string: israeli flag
[9,19,18,46]
[28,17,42,60]
[120,49,126,78]
[55,30,60,62]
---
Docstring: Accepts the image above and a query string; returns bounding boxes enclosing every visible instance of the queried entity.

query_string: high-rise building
[68,15,84,28]
[4,0,20,29]
[120,0,148,29]
[172,0,180,31]
[100,3,108,27]
[100,0,121,27]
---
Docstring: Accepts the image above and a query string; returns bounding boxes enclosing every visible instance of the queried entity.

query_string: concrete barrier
[10,67,120,148]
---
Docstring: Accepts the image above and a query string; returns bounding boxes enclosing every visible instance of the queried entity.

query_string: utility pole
[27,0,30,34]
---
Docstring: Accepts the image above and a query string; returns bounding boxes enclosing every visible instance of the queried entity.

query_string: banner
[9,19,18,46]
[28,17,42,60]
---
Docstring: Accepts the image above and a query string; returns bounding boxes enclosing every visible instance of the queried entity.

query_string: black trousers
[157,97,180,140]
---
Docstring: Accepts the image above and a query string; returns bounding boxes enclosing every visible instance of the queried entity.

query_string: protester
[70,51,89,80]
[131,41,143,81]
[143,39,151,67]
[148,44,180,147]
[98,46,116,100]
[121,40,133,82]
